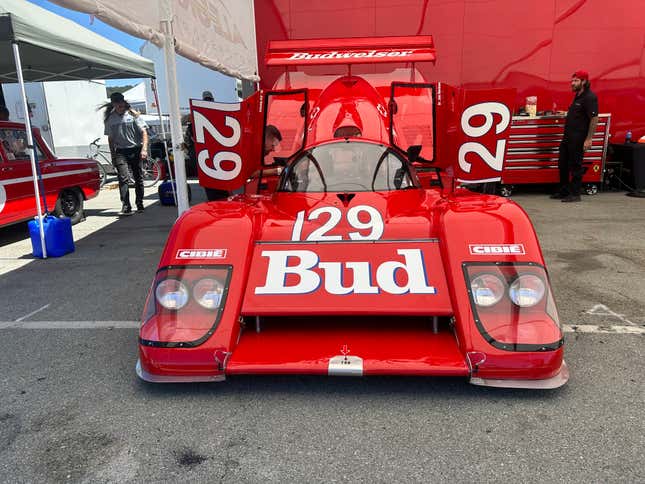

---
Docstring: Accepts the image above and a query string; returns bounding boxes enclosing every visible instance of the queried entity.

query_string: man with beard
[551,70,599,202]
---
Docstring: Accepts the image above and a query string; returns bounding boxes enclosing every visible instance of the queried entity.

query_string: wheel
[584,184,598,195]
[98,163,108,188]
[141,158,162,188]
[54,188,84,225]
[498,184,513,197]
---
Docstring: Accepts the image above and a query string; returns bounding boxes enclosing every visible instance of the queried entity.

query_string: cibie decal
[255,248,436,295]
[176,249,228,259]
[469,244,525,255]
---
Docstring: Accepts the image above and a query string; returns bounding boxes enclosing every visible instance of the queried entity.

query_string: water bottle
[626,130,632,143]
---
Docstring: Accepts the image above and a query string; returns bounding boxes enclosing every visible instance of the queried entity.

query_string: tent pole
[12,42,47,258]
[151,78,176,205]
[159,1,189,216]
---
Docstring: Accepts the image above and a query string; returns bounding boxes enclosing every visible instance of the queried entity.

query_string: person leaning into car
[551,70,599,203]
[103,92,149,215]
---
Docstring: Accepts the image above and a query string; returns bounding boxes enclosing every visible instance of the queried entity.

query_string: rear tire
[584,183,598,195]
[498,184,513,197]
[54,188,84,225]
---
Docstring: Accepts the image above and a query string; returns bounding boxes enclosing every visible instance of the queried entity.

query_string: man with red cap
[551,70,599,202]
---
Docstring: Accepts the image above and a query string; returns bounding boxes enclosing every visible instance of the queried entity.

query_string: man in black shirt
[551,70,599,202]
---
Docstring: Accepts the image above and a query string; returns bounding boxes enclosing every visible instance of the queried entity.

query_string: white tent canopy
[50,0,258,81]
[0,0,154,82]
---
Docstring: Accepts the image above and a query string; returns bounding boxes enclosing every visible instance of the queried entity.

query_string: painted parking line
[563,324,645,334]
[585,304,635,325]
[0,320,643,334]
[0,320,140,329]
[14,304,50,322]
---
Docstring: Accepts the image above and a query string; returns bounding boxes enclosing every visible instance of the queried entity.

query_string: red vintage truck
[0,121,100,227]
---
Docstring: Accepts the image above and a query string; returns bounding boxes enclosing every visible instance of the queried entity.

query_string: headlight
[155,279,189,310]
[509,274,545,307]
[193,278,225,310]
[470,273,505,307]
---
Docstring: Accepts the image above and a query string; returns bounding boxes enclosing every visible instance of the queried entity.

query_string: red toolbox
[500,114,611,196]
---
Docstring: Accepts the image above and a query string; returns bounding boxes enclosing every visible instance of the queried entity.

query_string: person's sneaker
[136,204,145,213]
[549,192,567,199]
[119,206,133,216]
[561,194,581,203]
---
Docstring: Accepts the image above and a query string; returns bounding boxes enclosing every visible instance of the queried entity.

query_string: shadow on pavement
[0,183,208,322]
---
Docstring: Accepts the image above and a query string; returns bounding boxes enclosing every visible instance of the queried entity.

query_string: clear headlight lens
[193,278,225,310]
[470,273,506,307]
[509,274,546,307]
[155,279,189,310]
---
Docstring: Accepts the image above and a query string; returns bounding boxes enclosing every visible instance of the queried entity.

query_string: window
[0,129,45,161]
[282,141,418,193]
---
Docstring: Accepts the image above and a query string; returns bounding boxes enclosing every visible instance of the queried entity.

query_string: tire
[584,184,598,195]
[498,184,513,197]
[54,188,84,225]
[141,158,162,188]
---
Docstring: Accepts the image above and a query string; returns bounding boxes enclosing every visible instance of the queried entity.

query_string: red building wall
[254,0,645,140]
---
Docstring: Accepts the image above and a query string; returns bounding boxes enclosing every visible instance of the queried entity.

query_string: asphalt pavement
[0,182,643,483]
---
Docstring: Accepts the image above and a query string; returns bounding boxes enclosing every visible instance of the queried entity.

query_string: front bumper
[135,359,225,383]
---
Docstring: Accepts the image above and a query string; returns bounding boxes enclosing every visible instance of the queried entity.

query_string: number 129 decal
[291,205,384,241]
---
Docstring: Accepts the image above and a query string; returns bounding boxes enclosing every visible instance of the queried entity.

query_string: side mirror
[407,145,422,163]
[406,145,434,164]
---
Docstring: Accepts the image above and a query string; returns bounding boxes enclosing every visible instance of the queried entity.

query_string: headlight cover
[141,266,232,347]
[463,263,562,351]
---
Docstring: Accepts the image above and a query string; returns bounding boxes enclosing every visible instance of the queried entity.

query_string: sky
[28,0,145,86]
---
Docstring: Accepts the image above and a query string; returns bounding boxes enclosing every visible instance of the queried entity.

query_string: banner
[50,0,259,81]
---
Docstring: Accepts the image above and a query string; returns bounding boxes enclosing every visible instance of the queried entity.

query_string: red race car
[0,121,100,227]
[137,37,567,389]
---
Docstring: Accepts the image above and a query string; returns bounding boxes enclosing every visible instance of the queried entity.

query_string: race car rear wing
[266,36,436,67]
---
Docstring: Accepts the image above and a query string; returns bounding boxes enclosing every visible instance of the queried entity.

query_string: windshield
[281,141,418,193]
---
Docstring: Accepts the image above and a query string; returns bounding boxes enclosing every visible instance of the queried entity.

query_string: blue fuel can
[158,181,191,206]
[28,215,75,258]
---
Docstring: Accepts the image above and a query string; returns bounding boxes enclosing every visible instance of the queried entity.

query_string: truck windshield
[281,141,418,193]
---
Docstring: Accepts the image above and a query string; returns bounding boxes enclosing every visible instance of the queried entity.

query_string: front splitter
[469,361,569,389]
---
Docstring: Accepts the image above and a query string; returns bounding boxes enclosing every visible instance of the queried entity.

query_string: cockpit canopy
[281,141,418,193]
